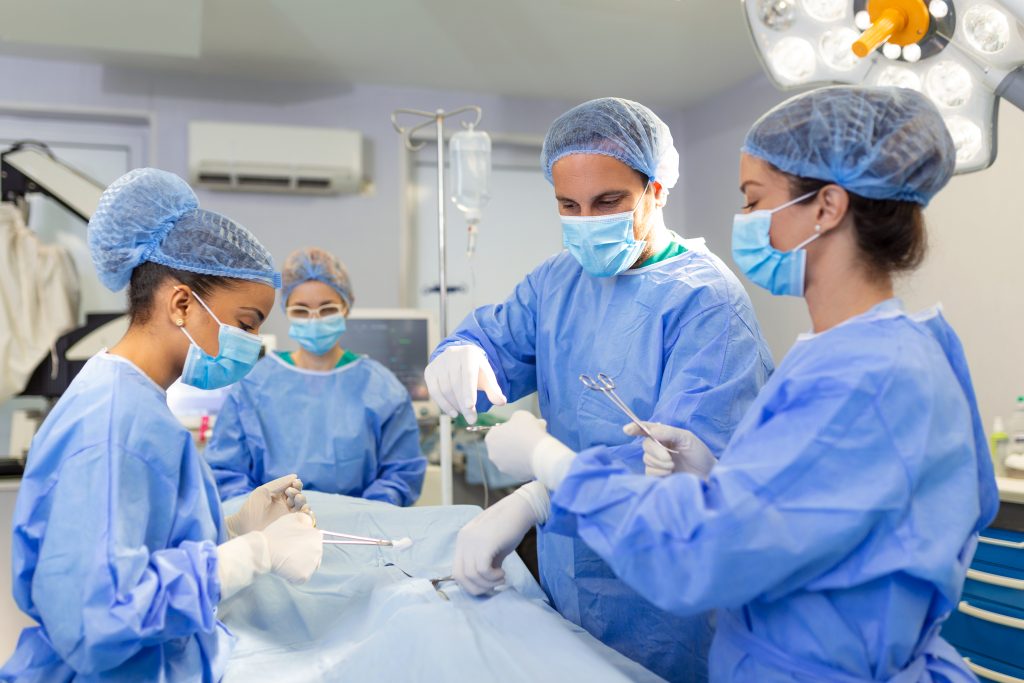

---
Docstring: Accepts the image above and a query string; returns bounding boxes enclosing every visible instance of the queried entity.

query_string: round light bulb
[876,65,923,91]
[759,0,797,31]
[802,0,846,22]
[902,43,923,63]
[771,37,817,83]
[883,43,903,60]
[944,116,983,164]
[925,60,974,107]
[962,4,1010,54]
[820,28,861,71]
[929,0,949,19]
[855,10,872,31]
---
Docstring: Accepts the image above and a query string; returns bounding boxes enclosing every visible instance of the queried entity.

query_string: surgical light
[876,64,924,89]
[803,0,848,22]
[771,37,817,81]
[945,115,984,162]
[821,28,862,69]
[741,0,1024,173]
[930,0,950,18]
[925,60,974,106]
[963,4,1011,53]
[760,0,798,30]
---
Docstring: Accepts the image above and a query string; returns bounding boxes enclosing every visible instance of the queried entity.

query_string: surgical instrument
[322,530,413,549]
[579,373,678,453]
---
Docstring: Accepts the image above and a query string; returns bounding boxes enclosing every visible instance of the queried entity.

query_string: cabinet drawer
[975,530,1024,572]
[962,651,1024,683]
[942,599,1024,667]
[964,564,1024,613]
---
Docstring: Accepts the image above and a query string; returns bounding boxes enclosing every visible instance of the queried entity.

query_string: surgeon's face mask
[732,191,820,297]
[289,315,347,356]
[561,181,652,278]
[177,290,263,390]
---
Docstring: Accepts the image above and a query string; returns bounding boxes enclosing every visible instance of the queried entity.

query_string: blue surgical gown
[434,245,774,681]
[1,353,231,682]
[547,301,1000,682]
[205,352,426,506]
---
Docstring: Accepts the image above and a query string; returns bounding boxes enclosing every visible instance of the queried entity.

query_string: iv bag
[449,126,491,225]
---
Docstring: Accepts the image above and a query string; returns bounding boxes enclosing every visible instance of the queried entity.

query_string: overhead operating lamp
[742,0,1024,172]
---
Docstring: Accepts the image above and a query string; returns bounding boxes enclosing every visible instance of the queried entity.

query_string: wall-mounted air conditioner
[188,121,371,195]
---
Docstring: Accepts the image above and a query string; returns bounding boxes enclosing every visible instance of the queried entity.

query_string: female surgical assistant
[1,169,322,682]
[205,247,426,506]
[471,87,1000,682]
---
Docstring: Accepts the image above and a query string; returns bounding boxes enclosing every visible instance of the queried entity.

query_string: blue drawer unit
[943,526,1024,682]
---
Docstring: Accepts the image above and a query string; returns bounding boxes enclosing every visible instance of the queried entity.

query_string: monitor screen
[343,317,431,402]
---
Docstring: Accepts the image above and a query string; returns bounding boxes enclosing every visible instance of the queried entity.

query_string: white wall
[0,54,679,342]
[678,73,1024,432]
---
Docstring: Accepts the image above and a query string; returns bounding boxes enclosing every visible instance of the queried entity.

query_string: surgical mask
[289,315,346,355]
[561,182,651,278]
[178,291,263,390]
[732,191,820,297]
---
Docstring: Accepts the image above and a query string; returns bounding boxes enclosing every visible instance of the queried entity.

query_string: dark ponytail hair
[127,262,237,324]
[788,176,927,279]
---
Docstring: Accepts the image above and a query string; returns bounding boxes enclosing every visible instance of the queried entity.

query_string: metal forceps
[578,373,678,453]
[321,530,395,547]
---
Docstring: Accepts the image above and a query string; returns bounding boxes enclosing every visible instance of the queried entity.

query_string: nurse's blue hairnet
[281,247,354,309]
[88,168,281,292]
[542,97,680,189]
[742,86,955,206]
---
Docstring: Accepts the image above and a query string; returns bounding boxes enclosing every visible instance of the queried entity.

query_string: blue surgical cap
[281,247,354,310]
[542,97,680,189]
[88,168,281,292]
[742,86,955,206]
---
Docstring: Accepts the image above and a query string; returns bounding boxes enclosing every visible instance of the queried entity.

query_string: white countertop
[999,476,1024,505]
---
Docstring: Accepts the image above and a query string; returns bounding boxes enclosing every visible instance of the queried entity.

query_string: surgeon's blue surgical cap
[88,168,281,292]
[542,97,680,189]
[281,247,354,310]
[742,86,956,206]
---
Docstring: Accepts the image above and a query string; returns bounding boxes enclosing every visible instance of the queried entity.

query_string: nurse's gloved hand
[624,422,716,479]
[486,411,576,489]
[217,512,323,601]
[453,482,550,596]
[262,512,323,584]
[424,345,507,424]
[226,474,307,538]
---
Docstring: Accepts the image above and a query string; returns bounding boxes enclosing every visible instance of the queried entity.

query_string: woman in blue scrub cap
[2,169,323,682]
[476,86,999,682]
[205,247,427,507]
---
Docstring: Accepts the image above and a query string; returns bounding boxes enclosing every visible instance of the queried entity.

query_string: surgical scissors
[578,373,678,453]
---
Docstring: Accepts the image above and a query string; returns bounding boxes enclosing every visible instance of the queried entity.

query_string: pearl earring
[176,319,185,327]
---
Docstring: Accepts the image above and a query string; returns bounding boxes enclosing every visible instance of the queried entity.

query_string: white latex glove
[453,482,550,596]
[623,422,716,479]
[262,512,323,583]
[216,513,322,600]
[485,411,576,490]
[226,474,309,538]
[424,345,507,424]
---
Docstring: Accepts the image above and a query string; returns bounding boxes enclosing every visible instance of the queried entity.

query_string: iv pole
[391,106,483,507]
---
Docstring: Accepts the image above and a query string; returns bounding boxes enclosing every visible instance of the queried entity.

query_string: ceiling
[0,0,764,109]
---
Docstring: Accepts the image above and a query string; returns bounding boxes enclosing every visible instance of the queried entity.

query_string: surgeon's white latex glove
[453,482,550,596]
[216,513,323,601]
[226,474,310,538]
[486,411,576,490]
[424,345,507,424]
[624,422,716,479]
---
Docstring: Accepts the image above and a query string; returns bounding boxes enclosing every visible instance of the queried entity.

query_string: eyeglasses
[286,303,345,320]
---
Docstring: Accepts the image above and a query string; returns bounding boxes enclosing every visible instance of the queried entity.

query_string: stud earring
[176,319,185,327]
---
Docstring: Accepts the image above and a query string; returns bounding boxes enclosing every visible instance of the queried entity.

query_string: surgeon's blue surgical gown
[205,352,425,506]
[1,353,231,682]
[548,301,1000,682]
[434,244,773,681]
